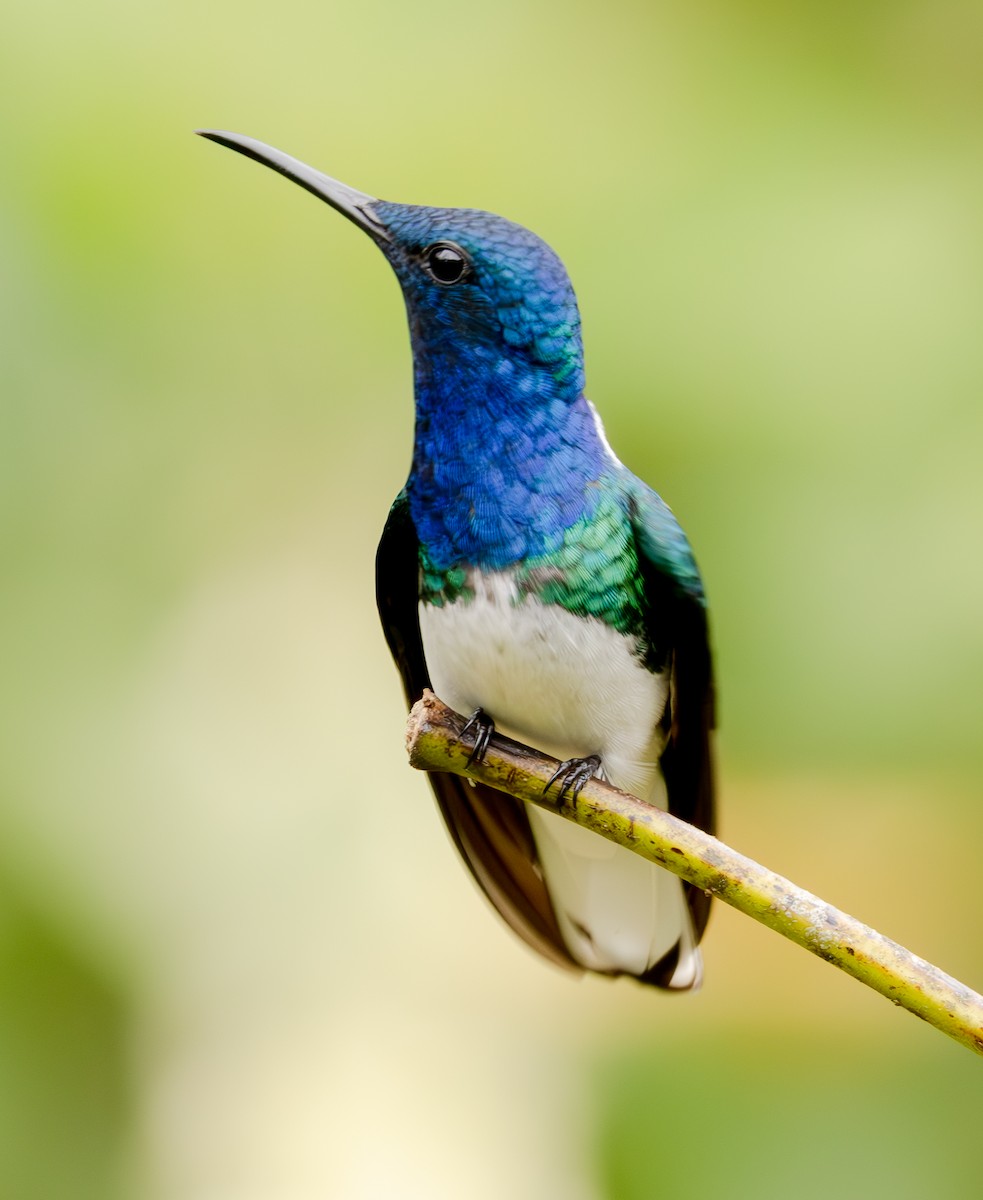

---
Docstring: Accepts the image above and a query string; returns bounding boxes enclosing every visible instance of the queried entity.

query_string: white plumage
[419,569,701,988]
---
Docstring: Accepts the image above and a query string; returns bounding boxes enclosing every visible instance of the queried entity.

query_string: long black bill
[196,129,391,242]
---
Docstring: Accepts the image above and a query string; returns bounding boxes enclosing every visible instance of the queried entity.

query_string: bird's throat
[407,358,608,576]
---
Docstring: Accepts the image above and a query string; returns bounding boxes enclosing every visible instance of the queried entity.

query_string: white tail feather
[527,806,701,987]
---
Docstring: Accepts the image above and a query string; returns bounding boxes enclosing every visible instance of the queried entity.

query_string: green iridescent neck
[419,485,646,637]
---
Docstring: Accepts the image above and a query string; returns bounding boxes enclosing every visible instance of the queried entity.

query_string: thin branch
[406,690,983,1058]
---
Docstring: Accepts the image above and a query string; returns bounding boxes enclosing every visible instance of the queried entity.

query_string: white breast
[419,570,702,988]
[418,570,669,801]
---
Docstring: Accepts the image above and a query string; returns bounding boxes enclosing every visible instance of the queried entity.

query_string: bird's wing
[375,492,581,973]
[626,476,716,942]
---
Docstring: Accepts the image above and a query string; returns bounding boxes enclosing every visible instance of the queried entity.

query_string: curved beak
[196,129,391,243]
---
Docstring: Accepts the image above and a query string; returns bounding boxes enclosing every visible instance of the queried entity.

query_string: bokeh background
[3,1,983,1196]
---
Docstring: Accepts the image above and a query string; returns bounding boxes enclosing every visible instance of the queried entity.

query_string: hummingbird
[198,131,716,989]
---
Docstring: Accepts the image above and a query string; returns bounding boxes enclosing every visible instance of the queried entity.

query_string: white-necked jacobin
[199,131,716,990]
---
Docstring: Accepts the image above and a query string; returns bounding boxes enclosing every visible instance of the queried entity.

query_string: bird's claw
[543,754,602,804]
[460,708,495,767]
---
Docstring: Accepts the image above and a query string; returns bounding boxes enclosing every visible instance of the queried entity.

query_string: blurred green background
[3,1,983,1196]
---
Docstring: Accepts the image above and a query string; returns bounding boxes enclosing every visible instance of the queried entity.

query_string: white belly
[418,570,701,987]
[418,570,669,801]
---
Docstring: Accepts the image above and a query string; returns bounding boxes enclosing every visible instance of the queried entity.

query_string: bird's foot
[460,708,495,767]
[543,754,602,804]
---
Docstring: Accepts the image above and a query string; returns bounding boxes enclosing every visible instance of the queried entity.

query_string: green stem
[406,690,983,1058]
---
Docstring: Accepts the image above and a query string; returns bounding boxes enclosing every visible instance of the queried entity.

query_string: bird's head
[197,132,584,396]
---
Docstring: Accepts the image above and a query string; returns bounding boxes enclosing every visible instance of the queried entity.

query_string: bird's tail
[526,805,702,990]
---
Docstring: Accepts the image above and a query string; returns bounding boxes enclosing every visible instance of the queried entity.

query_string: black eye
[422,242,470,285]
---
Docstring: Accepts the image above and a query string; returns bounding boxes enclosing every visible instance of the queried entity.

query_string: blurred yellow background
[3,1,983,1196]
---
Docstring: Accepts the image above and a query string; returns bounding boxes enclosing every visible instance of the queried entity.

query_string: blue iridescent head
[372,203,584,395]
[195,131,585,401]
[198,131,611,569]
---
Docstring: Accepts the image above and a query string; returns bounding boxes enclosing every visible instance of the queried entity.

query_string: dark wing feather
[375,493,580,972]
[628,479,716,943]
